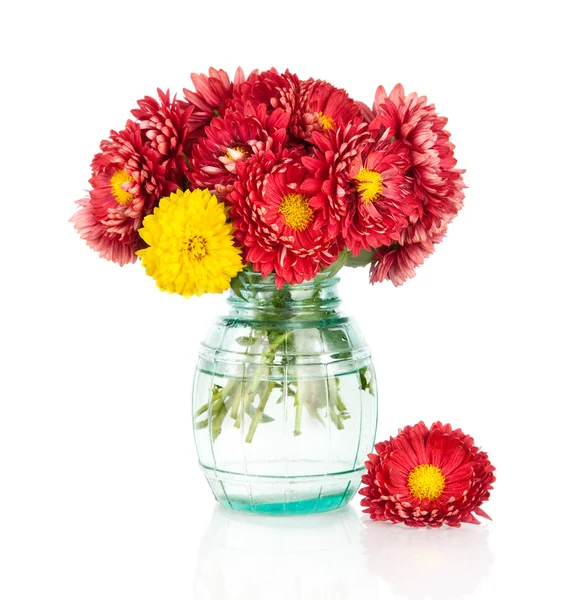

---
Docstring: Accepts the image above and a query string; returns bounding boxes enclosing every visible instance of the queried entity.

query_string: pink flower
[227,149,341,287]
[70,121,174,265]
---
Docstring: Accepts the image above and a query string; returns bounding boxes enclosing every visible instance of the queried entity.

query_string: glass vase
[192,268,377,515]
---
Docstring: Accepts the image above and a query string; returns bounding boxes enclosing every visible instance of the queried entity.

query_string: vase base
[201,463,364,516]
[218,490,353,515]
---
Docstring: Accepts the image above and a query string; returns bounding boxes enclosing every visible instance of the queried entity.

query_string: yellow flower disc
[110,169,135,205]
[137,189,243,298]
[279,193,314,231]
[318,111,335,131]
[354,168,384,203]
[407,464,446,500]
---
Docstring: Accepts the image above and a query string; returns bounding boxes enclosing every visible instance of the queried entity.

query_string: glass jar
[192,268,377,514]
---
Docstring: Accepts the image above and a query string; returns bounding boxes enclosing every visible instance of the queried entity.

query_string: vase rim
[235,266,341,290]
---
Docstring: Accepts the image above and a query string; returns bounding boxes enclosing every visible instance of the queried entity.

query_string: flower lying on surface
[360,421,495,527]
[137,189,243,297]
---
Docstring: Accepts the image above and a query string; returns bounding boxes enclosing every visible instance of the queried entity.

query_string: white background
[1,1,569,598]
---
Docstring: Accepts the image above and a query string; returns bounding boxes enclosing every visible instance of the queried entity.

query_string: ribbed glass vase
[192,268,377,515]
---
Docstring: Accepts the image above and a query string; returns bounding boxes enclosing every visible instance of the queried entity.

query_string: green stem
[242,365,265,416]
[326,379,344,430]
[230,382,242,419]
[212,400,230,441]
[194,381,233,421]
[194,403,209,420]
[294,389,303,436]
[240,330,289,427]
[333,378,348,414]
[245,381,276,443]
[328,402,344,430]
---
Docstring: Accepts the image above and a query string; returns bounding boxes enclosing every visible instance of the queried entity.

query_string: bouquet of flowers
[71,68,465,445]
[71,67,465,293]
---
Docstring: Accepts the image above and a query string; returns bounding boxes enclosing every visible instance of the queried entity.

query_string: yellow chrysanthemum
[137,189,243,297]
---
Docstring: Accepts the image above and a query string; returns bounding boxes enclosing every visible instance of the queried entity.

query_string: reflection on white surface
[194,505,375,599]
[362,520,494,599]
[195,505,493,600]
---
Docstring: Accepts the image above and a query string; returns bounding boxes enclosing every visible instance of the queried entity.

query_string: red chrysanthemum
[302,123,417,250]
[371,84,465,232]
[131,88,193,186]
[360,421,496,528]
[342,139,416,255]
[230,68,300,119]
[188,102,289,198]
[182,67,256,137]
[363,84,466,285]
[301,121,370,237]
[369,219,448,286]
[227,149,341,288]
[70,121,174,265]
[290,79,362,141]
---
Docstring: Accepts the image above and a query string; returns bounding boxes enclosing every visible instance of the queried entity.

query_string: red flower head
[360,422,496,528]
[70,121,175,265]
[290,79,362,141]
[369,219,448,286]
[302,122,417,250]
[188,102,289,198]
[364,84,466,285]
[301,121,371,237]
[131,88,193,186]
[371,84,465,230]
[227,149,341,288]
[231,68,300,119]
[182,67,255,137]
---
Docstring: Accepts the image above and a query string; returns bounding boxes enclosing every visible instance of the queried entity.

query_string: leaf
[358,366,375,394]
[345,249,375,268]
[327,249,348,277]
[321,328,349,352]
[230,275,247,301]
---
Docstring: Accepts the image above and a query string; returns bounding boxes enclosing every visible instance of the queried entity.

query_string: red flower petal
[360,421,495,528]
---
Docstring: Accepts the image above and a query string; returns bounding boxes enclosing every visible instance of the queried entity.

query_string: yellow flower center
[279,193,314,231]
[187,235,207,260]
[407,464,446,500]
[225,146,249,161]
[318,111,335,131]
[353,168,384,203]
[110,169,135,205]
